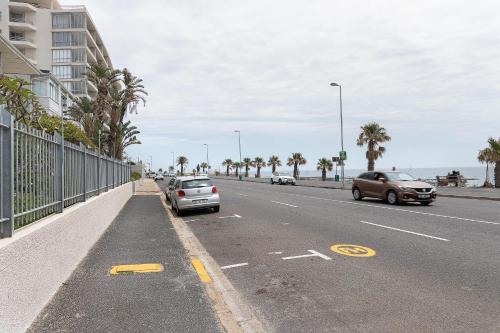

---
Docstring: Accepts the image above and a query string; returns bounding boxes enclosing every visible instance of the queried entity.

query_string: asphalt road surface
[160,178,500,333]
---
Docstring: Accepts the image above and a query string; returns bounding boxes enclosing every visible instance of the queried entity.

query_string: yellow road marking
[330,244,376,257]
[192,258,212,283]
[109,263,164,275]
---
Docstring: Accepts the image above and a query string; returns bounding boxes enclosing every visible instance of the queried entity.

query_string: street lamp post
[203,144,209,174]
[150,155,153,174]
[330,82,345,189]
[234,130,242,179]
[171,151,174,172]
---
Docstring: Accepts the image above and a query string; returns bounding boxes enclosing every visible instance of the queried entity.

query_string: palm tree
[158,168,163,173]
[113,121,141,159]
[200,162,209,173]
[196,164,201,173]
[120,68,148,123]
[267,155,282,173]
[287,153,307,178]
[478,148,494,187]
[222,159,233,176]
[233,162,242,177]
[253,157,265,178]
[177,156,188,175]
[168,166,175,173]
[67,97,99,145]
[243,157,252,177]
[357,122,391,171]
[479,138,500,188]
[317,158,333,181]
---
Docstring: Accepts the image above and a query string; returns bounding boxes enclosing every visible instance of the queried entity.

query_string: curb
[437,194,500,201]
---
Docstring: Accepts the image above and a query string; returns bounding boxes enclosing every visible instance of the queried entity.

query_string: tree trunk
[272,165,276,173]
[495,162,500,188]
[226,166,230,176]
[322,169,326,181]
[245,166,249,178]
[293,163,298,178]
[257,167,261,178]
[181,164,184,175]
[367,159,375,171]
[235,168,239,177]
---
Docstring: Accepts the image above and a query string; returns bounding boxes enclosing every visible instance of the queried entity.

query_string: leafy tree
[34,114,94,147]
[479,138,500,188]
[200,162,209,173]
[243,157,252,177]
[357,122,391,171]
[233,162,242,177]
[287,153,307,178]
[0,75,44,125]
[317,158,333,181]
[177,156,188,175]
[158,168,163,173]
[253,157,265,178]
[196,164,201,173]
[222,159,233,176]
[267,155,282,173]
[168,166,175,172]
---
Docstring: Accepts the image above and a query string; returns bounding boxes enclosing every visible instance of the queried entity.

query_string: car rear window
[182,179,213,189]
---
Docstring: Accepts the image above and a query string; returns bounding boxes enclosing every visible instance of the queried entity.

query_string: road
[160,178,500,332]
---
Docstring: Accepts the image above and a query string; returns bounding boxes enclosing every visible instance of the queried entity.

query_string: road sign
[332,156,340,162]
[339,151,347,161]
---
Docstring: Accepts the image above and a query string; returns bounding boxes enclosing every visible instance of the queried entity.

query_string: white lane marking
[282,250,332,261]
[218,214,242,219]
[220,262,249,270]
[183,219,200,223]
[268,251,283,255]
[269,191,500,226]
[271,201,298,208]
[360,220,450,242]
[282,223,290,225]
[238,194,249,197]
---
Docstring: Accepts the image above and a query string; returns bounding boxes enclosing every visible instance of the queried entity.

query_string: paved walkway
[212,176,500,201]
[28,182,223,333]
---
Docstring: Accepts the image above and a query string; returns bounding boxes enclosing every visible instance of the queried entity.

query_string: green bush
[33,114,95,147]
[131,171,141,181]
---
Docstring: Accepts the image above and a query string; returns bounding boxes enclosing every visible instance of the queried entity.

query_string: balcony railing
[9,35,35,43]
[9,16,34,25]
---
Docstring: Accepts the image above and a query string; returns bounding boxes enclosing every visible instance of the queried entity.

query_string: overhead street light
[234,130,242,179]
[330,82,345,189]
[203,144,209,174]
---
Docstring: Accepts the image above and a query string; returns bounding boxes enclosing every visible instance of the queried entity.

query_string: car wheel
[165,193,170,202]
[352,187,363,201]
[420,201,431,206]
[270,179,274,184]
[387,190,399,205]
[213,206,220,213]
[278,179,282,185]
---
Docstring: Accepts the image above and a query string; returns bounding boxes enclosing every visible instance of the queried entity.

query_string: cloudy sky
[67,0,500,172]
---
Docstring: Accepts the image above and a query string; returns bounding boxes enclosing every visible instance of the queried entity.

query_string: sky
[66,0,500,173]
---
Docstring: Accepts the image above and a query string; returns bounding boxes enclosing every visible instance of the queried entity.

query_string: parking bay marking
[271,201,298,208]
[220,262,249,270]
[183,218,200,223]
[282,250,332,261]
[218,214,242,219]
[360,220,450,241]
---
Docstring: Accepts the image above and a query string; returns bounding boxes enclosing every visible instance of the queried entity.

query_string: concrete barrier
[0,182,135,333]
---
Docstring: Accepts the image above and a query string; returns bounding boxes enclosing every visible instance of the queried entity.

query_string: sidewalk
[212,176,500,201]
[27,182,223,333]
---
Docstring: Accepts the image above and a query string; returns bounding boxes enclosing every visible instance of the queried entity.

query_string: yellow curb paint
[192,258,212,283]
[330,244,376,257]
[109,263,164,275]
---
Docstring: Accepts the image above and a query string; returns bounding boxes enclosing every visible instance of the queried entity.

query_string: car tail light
[177,190,185,197]
[212,186,218,193]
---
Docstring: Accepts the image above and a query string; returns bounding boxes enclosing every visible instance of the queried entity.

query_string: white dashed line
[238,194,249,197]
[183,219,200,223]
[360,220,450,242]
[268,251,283,255]
[271,201,298,208]
[218,214,242,219]
[220,262,249,270]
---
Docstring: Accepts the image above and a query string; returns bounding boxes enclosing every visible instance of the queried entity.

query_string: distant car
[169,176,220,215]
[167,172,176,177]
[154,174,164,181]
[271,172,296,185]
[352,171,436,205]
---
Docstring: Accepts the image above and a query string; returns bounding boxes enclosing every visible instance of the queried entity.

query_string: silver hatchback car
[169,176,220,215]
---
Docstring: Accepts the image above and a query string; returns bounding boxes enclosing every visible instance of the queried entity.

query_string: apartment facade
[1,33,73,116]
[0,0,112,99]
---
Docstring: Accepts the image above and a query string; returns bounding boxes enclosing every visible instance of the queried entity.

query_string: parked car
[352,171,436,205]
[270,172,296,185]
[165,178,176,202]
[154,174,164,181]
[169,176,220,215]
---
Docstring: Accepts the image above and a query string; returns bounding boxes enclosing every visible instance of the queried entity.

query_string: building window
[10,12,25,23]
[49,82,59,104]
[32,80,47,97]
[52,32,85,47]
[9,31,25,41]
[52,13,85,29]
[69,80,86,95]
[52,48,86,63]
[71,65,86,79]
[52,65,72,79]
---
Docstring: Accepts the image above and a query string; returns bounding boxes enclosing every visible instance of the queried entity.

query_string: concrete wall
[0,182,135,333]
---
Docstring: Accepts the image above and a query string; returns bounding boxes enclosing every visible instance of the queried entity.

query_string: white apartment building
[1,33,73,116]
[0,0,112,99]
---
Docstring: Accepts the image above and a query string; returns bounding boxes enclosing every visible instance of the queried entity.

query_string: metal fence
[0,107,131,238]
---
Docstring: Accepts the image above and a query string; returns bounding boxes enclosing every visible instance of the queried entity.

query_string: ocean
[257,166,491,187]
